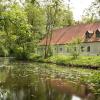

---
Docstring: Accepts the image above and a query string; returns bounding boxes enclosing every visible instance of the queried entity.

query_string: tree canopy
[82,0,100,23]
[0,0,74,59]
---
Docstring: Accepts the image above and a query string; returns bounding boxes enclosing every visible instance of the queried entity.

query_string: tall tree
[43,0,74,58]
[25,3,46,41]
[82,0,100,23]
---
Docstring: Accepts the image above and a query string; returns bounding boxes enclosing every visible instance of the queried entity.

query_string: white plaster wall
[37,42,100,56]
[80,42,100,56]
[52,45,66,55]
[52,42,100,56]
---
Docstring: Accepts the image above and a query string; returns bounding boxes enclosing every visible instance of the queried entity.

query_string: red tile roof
[40,22,100,45]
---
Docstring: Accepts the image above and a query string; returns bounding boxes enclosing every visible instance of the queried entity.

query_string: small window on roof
[96,29,100,38]
[85,31,93,38]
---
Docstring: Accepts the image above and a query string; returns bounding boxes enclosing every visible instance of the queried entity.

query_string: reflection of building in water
[72,95,81,100]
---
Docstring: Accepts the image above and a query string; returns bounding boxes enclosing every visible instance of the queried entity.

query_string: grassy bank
[28,55,100,96]
[29,54,100,69]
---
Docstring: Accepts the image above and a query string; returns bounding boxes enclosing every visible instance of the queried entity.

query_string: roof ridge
[53,22,100,31]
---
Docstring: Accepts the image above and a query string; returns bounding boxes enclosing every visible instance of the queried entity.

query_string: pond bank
[29,55,100,70]
[0,58,100,100]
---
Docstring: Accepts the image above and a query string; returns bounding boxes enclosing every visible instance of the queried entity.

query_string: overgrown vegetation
[65,38,81,59]
[30,55,100,68]
[0,0,74,59]
[82,0,100,23]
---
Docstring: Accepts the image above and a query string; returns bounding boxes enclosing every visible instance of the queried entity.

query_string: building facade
[39,23,100,56]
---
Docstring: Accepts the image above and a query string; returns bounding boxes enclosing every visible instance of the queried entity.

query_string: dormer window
[96,29,100,38]
[85,30,94,39]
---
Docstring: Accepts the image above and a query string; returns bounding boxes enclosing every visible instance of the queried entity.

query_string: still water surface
[0,58,99,100]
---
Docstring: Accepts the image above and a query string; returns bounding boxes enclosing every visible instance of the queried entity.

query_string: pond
[0,58,100,100]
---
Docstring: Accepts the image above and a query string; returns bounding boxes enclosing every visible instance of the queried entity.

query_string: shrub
[29,53,42,61]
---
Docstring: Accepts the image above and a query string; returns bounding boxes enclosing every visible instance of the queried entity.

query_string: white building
[39,23,100,56]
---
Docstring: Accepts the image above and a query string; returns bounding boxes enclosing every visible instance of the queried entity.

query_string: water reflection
[0,58,99,100]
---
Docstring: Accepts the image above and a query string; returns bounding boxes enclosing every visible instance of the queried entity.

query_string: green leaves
[25,3,46,40]
[82,0,100,23]
[0,4,34,59]
[0,0,75,59]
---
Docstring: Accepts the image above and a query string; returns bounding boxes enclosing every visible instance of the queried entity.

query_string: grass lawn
[42,55,100,68]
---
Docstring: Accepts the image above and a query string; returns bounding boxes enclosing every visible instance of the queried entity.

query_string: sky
[64,0,94,21]
[12,0,94,21]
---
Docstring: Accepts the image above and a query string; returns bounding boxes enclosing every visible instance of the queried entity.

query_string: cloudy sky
[64,0,94,21]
